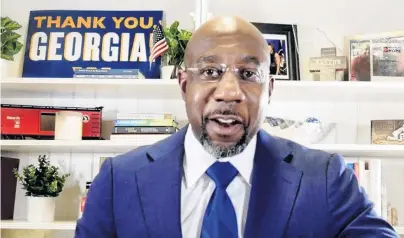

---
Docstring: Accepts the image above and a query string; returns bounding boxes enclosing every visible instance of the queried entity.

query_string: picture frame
[344,31,404,82]
[251,22,300,81]
[371,120,404,145]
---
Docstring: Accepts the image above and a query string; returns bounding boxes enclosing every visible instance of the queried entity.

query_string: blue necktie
[201,161,239,238]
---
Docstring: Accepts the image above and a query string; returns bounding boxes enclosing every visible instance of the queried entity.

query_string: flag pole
[149,24,157,70]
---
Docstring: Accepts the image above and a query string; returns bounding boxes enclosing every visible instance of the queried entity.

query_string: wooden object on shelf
[391,207,398,226]
[309,47,347,81]
[1,156,20,220]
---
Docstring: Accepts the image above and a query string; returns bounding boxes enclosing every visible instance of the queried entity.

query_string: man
[75,16,399,238]
[350,42,371,81]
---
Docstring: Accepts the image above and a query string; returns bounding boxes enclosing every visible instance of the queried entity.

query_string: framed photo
[371,120,404,145]
[345,31,404,82]
[252,22,300,81]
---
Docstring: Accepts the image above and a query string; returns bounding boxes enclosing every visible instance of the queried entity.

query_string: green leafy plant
[163,21,192,77]
[1,17,24,61]
[13,155,70,197]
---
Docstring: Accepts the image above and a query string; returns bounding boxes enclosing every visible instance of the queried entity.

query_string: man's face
[268,45,274,54]
[362,44,370,56]
[179,32,271,158]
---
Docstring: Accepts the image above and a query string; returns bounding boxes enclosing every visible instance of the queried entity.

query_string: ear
[177,69,188,100]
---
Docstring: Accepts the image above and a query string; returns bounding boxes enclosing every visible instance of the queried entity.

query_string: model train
[1,104,103,140]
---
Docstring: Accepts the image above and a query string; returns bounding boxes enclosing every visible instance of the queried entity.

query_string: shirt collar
[183,125,257,189]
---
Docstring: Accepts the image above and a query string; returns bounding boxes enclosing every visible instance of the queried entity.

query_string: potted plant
[161,21,192,79]
[13,155,70,222]
[1,17,24,61]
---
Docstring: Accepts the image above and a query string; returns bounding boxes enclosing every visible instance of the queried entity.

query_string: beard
[197,112,251,159]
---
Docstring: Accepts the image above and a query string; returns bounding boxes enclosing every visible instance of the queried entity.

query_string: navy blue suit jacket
[74,126,399,237]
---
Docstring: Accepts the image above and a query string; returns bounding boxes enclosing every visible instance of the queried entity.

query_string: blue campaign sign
[22,10,164,79]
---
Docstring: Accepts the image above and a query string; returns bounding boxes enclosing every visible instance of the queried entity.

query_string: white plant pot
[27,197,56,222]
[161,65,175,79]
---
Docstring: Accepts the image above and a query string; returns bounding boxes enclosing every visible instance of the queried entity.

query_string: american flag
[149,22,168,68]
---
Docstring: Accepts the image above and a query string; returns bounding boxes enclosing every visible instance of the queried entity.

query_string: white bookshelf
[2,77,404,102]
[1,77,180,99]
[1,140,404,158]
[1,220,403,235]
[309,144,404,158]
[1,77,403,236]
[0,139,162,153]
[0,220,76,230]
[395,226,404,235]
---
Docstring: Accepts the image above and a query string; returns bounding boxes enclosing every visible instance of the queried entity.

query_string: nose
[212,72,246,103]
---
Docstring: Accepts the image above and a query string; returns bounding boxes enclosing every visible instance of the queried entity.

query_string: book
[113,126,177,134]
[72,67,145,79]
[116,113,174,120]
[114,119,177,127]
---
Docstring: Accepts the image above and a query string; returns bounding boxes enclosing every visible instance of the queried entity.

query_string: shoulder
[109,145,152,172]
[264,132,340,176]
[106,128,187,173]
[291,140,335,170]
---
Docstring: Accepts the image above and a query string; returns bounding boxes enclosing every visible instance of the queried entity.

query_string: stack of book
[110,113,178,144]
[72,67,145,79]
[346,160,398,226]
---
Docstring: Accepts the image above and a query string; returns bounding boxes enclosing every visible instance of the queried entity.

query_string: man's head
[268,43,275,54]
[178,16,273,159]
[361,43,370,56]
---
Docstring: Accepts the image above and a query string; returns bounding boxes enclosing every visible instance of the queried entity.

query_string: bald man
[75,17,399,238]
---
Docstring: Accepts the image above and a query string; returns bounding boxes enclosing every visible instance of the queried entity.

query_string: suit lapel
[244,131,303,238]
[135,127,187,238]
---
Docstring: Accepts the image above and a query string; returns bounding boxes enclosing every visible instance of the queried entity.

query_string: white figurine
[387,124,404,141]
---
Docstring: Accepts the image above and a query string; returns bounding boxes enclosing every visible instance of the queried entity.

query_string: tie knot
[206,162,238,188]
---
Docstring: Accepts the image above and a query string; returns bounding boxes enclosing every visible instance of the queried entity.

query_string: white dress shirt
[181,125,257,237]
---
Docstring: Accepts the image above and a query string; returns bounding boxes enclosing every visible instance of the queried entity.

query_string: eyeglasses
[185,63,266,84]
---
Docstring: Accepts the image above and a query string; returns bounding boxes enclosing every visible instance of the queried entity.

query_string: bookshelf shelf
[1,140,403,157]
[309,144,404,158]
[2,77,404,102]
[0,139,158,153]
[0,220,402,234]
[0,77,180,99]
[0,220,76,230]
[395,226,404,235]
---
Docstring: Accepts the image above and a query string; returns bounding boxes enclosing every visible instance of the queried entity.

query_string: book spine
[74,69,141,75]
[114,119,177,127]
[109,134,169,141]
[73,75,143,79]
[113,126,177,134]
[116,113,174,120]
[353,163,360,180]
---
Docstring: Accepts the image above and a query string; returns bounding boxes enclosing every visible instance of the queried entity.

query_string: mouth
[209,114,243,127]
[205,114,244,139]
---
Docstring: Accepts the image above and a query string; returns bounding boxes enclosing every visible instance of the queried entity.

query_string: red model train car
[1,104,103,140]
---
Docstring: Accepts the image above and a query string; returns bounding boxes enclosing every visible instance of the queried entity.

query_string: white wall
[2,0,404,79]
[209,0,404,80]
